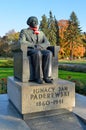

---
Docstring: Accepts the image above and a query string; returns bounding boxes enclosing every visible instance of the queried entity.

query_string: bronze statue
[18,16,53,84]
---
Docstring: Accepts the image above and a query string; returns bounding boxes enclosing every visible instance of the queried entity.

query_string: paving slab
[73,93,86,122]
[25,93,86,130]
[25,112,84,130]
[0,94,86,130]
[0,94,30,130]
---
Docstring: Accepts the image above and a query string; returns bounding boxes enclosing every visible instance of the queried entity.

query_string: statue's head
[27,16,38,27]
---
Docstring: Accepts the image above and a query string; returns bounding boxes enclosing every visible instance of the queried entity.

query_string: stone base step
[25,111,84,130]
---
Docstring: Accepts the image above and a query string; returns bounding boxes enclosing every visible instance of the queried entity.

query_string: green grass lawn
[0,67,86,95]
[0,57,86,95]
[0,68,13,78]
[0,68,85,83]
[0,58,13,68]
[59,70,86,81]
[59,70,86,95]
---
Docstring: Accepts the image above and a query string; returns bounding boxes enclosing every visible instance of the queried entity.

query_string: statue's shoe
[43,78,53,83]
[34,79,43,84]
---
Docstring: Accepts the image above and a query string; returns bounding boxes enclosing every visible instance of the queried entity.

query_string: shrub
[67,76,86,95]
[59,64,86,73]
[0,59,13,67]
[0,78,7,94]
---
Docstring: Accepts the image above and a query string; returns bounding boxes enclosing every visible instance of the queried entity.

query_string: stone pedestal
[7,77,75,116]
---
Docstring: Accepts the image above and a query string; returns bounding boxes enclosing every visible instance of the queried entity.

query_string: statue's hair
[27,16,38,25]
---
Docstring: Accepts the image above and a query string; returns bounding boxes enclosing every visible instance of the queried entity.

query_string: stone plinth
[7,77,75,115]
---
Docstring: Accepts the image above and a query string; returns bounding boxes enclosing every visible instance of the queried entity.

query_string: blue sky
[0,0,86,37]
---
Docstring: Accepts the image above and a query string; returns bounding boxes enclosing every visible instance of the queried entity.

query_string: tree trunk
[70,42,73,60]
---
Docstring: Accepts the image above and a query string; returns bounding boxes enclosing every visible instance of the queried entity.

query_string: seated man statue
[18,16,53,84]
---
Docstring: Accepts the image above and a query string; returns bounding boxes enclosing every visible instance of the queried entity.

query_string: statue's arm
[18,29,34,48]
[12,29,34,52]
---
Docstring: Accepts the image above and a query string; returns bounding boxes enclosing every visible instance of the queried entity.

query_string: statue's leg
[41,50,52,80]
[28,49,42,81]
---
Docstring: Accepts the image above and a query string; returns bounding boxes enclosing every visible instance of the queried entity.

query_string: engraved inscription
[30,86,70,107]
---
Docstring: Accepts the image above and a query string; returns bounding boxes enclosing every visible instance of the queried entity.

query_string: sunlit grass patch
[59,70,86,95]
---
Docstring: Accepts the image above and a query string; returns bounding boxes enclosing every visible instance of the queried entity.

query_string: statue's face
[27,17,38,28]
[30,18,38,27]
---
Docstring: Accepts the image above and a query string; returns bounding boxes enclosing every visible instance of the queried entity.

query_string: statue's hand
[34,45,42,50]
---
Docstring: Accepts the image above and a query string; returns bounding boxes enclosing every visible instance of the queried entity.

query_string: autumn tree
[0,30,19,57]
[82,32,86,56]
[6,29,19,43]
[5,30,19,57]
[0,36,11,57]
[58,20,69,58]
